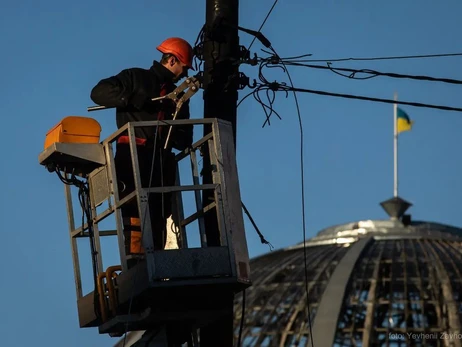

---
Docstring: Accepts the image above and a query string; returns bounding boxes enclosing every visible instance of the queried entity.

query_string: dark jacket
[90,61,193,150]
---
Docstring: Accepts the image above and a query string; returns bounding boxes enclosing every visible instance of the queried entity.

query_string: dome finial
[380,196,412,220]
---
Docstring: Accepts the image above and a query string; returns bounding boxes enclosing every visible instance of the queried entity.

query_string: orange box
[44,116,102,150]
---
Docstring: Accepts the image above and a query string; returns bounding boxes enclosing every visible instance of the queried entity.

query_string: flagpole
[394,92,398,197]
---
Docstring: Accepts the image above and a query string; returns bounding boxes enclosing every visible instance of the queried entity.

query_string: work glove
[171,127,193,151]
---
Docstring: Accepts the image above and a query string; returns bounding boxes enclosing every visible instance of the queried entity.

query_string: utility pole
[202,0,239,143]
[201,0,240,346]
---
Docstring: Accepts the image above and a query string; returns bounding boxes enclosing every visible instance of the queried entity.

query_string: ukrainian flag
[396,107,413,134]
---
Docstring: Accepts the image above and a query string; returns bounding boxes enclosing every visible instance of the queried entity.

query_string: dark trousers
[114,143,176,255]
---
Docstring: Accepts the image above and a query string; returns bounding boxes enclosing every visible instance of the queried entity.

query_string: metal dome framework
[233,220,462,347]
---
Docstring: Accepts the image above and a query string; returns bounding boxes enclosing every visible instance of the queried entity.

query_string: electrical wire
[254,86,284,127]
[252,58,462,113]
[247,0,279,51]
[241,202,274,250]
[237,60,287,127]
[56,170,101,319]
[265,46,316,347]
[281,52,462,63]
[237,89,256,109]
[239,85,285,126]
[277,85,462,113]
[280,61,462,85]
[193,25,206,72]
[209,132,274,250]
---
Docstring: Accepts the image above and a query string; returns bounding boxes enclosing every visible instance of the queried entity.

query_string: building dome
[233,214,462,346]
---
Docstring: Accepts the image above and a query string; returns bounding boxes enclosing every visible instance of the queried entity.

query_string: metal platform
[39,118,252,336]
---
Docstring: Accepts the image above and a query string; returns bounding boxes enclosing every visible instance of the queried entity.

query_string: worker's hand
[171,128,193,151]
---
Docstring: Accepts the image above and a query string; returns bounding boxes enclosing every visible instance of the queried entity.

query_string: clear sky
[1,1,462,346]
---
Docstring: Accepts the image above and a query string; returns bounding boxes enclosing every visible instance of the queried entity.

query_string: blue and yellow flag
[396,107,413,134]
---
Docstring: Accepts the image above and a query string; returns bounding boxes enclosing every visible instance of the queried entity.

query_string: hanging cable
[205,121,274,249]
[55,169,102,319]
[241,202,273,250]
[237,84,285,127]
[265,46,316,347]
[236,58,289,127]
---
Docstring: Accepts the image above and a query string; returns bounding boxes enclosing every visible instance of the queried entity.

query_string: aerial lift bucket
[38,118,252,339]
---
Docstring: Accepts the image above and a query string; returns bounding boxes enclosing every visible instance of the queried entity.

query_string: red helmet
[157,37,194,69]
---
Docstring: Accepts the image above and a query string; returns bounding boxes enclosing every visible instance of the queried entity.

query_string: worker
[90,37,194,262]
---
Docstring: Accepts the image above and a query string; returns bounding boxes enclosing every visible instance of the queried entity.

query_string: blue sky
[1,1,462,346]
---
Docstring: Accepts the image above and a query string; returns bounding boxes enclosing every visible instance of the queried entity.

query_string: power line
[279,85,462,112]
[248,54,462,114]
[281,62,462,85]
[247,0,279,51]
[281,52,462,63]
